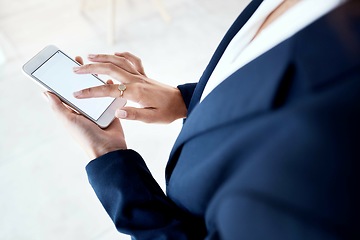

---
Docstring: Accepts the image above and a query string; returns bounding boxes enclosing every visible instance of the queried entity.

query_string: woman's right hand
[73,52,187,124]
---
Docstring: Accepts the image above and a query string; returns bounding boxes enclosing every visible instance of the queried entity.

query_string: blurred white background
[0,0,249,239]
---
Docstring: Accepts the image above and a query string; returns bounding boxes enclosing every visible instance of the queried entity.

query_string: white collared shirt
[200,0,344,102]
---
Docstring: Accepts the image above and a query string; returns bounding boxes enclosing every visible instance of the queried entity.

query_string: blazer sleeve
[177,83,197,109]
[86,149,206,239]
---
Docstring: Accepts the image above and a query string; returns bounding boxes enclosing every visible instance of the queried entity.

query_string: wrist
[89,143,127,159]
[172,87,188,119]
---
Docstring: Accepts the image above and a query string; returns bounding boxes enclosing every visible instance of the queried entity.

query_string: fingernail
[73,91,82,97]
[88,54,96,59]
[115,109,127,118]
[73,66,80,72]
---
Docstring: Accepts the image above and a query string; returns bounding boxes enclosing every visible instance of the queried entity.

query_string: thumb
[44,92,74,119]
[115,107,157,123]
[45,92,67,112]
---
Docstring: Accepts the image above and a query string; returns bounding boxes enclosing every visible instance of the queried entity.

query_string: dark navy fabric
[177,83,197,109]
[86,1,360,239]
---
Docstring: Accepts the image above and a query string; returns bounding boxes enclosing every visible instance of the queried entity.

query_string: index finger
[73,63,133,84]
[73,84,120,99]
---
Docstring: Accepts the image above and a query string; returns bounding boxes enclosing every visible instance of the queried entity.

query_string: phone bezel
[22,45,126,128]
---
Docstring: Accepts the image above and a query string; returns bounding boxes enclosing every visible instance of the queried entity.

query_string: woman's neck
[252,0,301,41]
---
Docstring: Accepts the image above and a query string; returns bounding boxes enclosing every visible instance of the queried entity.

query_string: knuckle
[118,57,127,66]
[127,110,136,120]
[106,63,116,71]
[97,54,106,59]
[137,76,146,84]
[81,63,95,73]
[132,83,143,101]
[83,88,92,96]
[100,85,109,93]
[85,63,94,70]
[104,62,112,68]
[115,52,124,57]
[122,52,131,58]
[101,63,113,74]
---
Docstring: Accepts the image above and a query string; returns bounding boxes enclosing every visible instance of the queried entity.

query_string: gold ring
[118,84,126,98]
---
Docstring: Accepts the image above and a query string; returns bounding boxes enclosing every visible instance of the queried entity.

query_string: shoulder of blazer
[290,1,360,94]
[165,1,360,183]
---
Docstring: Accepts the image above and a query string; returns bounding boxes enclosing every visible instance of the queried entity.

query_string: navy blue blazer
[86,1,360,239]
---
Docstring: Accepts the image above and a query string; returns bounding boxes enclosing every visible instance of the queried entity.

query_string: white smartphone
[22,45,126,128]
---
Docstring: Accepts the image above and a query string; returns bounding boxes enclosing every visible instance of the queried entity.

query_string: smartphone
[22,45,126,128]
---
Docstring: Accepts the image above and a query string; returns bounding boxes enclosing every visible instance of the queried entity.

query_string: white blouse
[200,0,344,102]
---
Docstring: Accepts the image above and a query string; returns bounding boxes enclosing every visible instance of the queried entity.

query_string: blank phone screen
[32,51,114,120]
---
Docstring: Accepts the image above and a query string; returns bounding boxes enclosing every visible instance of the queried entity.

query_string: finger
[106,79,114,84]
[73,84,121,98]
[75,56,99,77]
[44,92,74,120]
[73,63,134,83]
[74,82,141,103]
[114,52,146,76]
[87,54,139,75]
[115,107,157,123]
[75,56,84,65]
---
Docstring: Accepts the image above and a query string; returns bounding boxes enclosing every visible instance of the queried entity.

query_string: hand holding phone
[44,91,127,158]
[22,45,126,128]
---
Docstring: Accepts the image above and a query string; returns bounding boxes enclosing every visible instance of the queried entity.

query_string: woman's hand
[72,52,187,124]
[44,92,127,159]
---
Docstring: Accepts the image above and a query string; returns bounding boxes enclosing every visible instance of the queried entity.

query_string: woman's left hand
[44,91,127,160]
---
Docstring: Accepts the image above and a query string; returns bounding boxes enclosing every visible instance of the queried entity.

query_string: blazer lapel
[165,40,295,183]
[171,40,293,153]
[166,1,360,182]
[187,0,264,114]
